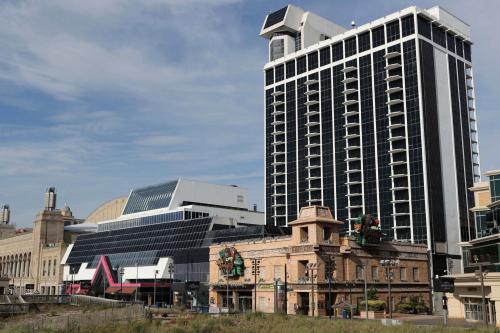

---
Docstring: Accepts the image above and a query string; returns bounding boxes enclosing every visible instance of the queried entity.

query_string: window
[358,32,370,52]
[297,56,306,74]
[372,26,385,47]
[286,60,295,78]
[446,32,455,53]
[464,42,472,62]
[300,227,309,243]
[299,260,309,279]
[259,266,266,281]
[53,259,57,276]
[401,15,415,37]
[386,20,400,42]
[270,38,285,61]
[323,227,332,242]
[332,42,343,61]
[48,260,51,276]
[265,69,273,86]
[371,266,379,280]
[42,260,46,276]
[345,37,357,57]
[274,266,282,280]
[319,47,331,66]
[275,64,284,82]
[308,51,318,70]
[356,265,364,280]
[412,267,419,281]
[400,267,407,281]
[432,24,446,48]
[417,15,431,39]
[456,38,464,57]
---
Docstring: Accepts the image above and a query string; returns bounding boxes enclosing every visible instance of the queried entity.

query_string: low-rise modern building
[447,170,500,326]
[0,188,82,295]
[209,206,430,316]
[61,179,270,306]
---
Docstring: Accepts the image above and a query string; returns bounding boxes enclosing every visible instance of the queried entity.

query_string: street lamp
[168,263,174,308]
[305,263,320,317]
[380,258,399,320]
[345,280,355,305]
[472,255,489,326]
[153,269,159,306]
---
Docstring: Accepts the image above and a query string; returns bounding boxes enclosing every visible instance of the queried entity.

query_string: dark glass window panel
[297,56,307,74]
[264,6,288,29]
[332,42,343,61]
[464,42,471,61]
[275,64,284,82]
[372,26,385,47]
[432,24,446,48]
[265,69,274,86]
[386,20,400,42]
[456,38,463,57]
[419,39,446,242]
[401,15,415,37]
[345,37,357,57]
[320,47,331,66]
[308,51,318,70]
[286,60,295,78]
[358,32,370,52]
[446,33,455,53]
[417,15,431,39]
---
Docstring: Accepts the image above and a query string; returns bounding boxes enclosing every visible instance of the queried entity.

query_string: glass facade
[98,211,191,232]
[490,175,500,202]
[122,180,178,215]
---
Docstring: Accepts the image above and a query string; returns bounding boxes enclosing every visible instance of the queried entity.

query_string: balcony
[271,91,284,97]
[342,88,358,95]
[305,132,320,138]
[271,151,286,156]
[342,110,359,117]
[384,63,402,71]
[384,51,401,59]
[305,79,319,85]
[305,110,320,116]
[385,87,403,94]
[386,99,404,106]
[305,142,321,148]
[271,100,284,106]
[341,66,357,73]
[342,77,358,84]
[271,120,285,126]
[385,74,403,82]
[305,100,319,106]
[305,90,318,95]
[271,110,285,116]
[343,99,358,106]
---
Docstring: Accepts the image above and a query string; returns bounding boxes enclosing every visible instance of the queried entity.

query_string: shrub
[359,299,386,311]
[396,303,413,313]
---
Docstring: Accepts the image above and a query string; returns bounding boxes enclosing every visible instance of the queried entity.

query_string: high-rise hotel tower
[261,5,480,274]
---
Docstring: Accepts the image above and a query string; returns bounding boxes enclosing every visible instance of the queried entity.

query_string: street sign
[434,277,455,292]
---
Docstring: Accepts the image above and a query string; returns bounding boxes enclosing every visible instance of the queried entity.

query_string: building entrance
[238,292,252,312]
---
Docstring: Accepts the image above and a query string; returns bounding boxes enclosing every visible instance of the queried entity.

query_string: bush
[396,303,413,313]
[359,299,386,311]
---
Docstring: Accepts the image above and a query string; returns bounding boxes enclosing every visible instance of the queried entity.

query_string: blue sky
[0,0,498,227]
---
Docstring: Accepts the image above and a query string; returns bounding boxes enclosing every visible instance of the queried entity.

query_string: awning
[106,286,137,294]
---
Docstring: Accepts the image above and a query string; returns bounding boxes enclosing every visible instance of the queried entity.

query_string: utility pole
[168,262,174,308]
[323,254,336,320]
[153,269,158,306]
[363,263,368,320]
[306,263,319,317]
[471,255,490,326]
[251,258,261,312]
[284,264,288,314]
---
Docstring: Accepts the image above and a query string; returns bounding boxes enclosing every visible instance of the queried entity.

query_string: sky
[0,0,498,227]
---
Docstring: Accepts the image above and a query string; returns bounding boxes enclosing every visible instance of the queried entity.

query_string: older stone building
[209,206,430,316]
[0,188,82,295]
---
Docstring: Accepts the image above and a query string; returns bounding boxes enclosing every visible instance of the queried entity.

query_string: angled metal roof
[122,180,179,215]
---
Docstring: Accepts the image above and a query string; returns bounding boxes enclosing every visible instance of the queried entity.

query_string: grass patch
[0,313,498,333]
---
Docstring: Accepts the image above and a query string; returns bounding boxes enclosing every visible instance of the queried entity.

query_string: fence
[0,303,144,331]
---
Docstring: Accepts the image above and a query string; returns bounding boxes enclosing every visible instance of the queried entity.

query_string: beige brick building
[0,190,82,295]
[209,206,430,316]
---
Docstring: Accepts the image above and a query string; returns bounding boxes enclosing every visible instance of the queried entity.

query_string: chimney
[44,187,57,211]
[2,205,10,224]
[253,204,257,212]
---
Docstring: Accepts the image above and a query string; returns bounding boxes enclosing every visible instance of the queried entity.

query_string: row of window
[42,258,58,277]
[265,14,471,87]
[356,264,420,282]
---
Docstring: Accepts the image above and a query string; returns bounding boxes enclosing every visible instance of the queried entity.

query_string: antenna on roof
[351,20,356,28]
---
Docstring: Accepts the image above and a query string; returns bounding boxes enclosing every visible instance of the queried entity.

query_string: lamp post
[345,280,355,305]
[380,258,399,320]
[168,262,174,308]
[153,269,159,306]
[363,263,368,320]
[306,263,320,317]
